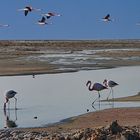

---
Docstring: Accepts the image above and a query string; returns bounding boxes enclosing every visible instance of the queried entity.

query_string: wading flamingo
[103,79,118,100]
[18,6,41,16]
[86,81,107,108]
[4,90,17,110]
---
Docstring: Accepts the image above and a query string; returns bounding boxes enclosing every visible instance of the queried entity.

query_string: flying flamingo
[4,90,17,110]
[0,24,9,27]
[86,80,107,108]
[103,79,118,100]
[42,12,61,19]
[102,14,112,22]
[37,16,52,25]
[18,6,41,16]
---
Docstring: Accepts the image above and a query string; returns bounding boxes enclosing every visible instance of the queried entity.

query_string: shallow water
[22,48,140,66]
[0,66,140,129]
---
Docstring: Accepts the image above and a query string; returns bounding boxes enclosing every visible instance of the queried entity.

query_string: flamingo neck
[104,82,108,87]
[87,81,94,91]
[5,98,9,103]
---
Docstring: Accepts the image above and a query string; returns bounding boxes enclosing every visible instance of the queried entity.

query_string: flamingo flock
[0,5,61,28]
[18,6,41,16]
[17,6,61,26]
[86,81,107,108]
[86,79,118,109]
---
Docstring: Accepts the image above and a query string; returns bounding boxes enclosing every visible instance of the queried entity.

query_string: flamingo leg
[8,101,10,110]
[15,109,17,121]
[91,102,97,110]
[111,87,114,99]
[14,97,17,110]
[107,89,111,100]
[4,103,6,110]
[92,92,101,110]
[92,97,98,108]
[111,87,115,108]
[98,92,101,110]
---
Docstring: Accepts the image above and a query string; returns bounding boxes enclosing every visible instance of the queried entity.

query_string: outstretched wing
[41,16,46,22]
[104,14,110,19]
[24,10,28,16]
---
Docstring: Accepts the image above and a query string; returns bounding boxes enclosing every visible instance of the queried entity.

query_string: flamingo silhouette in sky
[4,90,18,110]
[0,24,9,27]
[37,16,47,25]
[42,12,61,19]
[18,6,41,16]
[102,14,112,22]
[37,16,52,25]
[103,79,118,100]
[86,80,107,108]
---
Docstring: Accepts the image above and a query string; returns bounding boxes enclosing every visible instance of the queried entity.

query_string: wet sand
[0,40,140,137]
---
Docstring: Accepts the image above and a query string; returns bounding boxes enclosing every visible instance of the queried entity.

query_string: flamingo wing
[94,83,107,91]
[104,14,110,19]
[24,10,29,16]
[41,16,46,22]
[108,80,118,87]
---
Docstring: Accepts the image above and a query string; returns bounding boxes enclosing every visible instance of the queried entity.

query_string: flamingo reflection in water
[3,108,17,128]
[86,80,107,109]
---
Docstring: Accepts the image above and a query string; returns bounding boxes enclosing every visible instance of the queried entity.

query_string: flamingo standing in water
[86,81,107,108]
[42,12,61,19]
[103,79,118,100]
[18,6,41,16]
[4,90,17,110]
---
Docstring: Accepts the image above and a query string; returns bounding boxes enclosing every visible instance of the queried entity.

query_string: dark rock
[109,120,123,135]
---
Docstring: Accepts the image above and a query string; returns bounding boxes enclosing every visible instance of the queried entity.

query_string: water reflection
[0,66,139,129]
[91,96,114,111]
[3,109,18,128]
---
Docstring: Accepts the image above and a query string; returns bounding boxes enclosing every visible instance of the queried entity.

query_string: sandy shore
[20,107,140,132]
[0,108,139,139]
[0,40,140,139]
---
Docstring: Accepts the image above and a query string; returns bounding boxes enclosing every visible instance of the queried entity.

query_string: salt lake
[0,66,140,129]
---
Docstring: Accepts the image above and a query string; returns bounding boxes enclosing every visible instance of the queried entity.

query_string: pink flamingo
[86,80,107,108]
[0,24,9,27]
[103,79,118,100]
[102,14,112,22]
[4,90,17,110]
[42,12,61,19]
[37,16,52,25]
[37,16,47,25]
[18,6,41,16]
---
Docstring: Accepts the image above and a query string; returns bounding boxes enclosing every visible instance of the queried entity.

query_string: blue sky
[1,0,140,40]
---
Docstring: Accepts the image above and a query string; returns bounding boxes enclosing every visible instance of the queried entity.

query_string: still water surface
[0,66,140,129]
